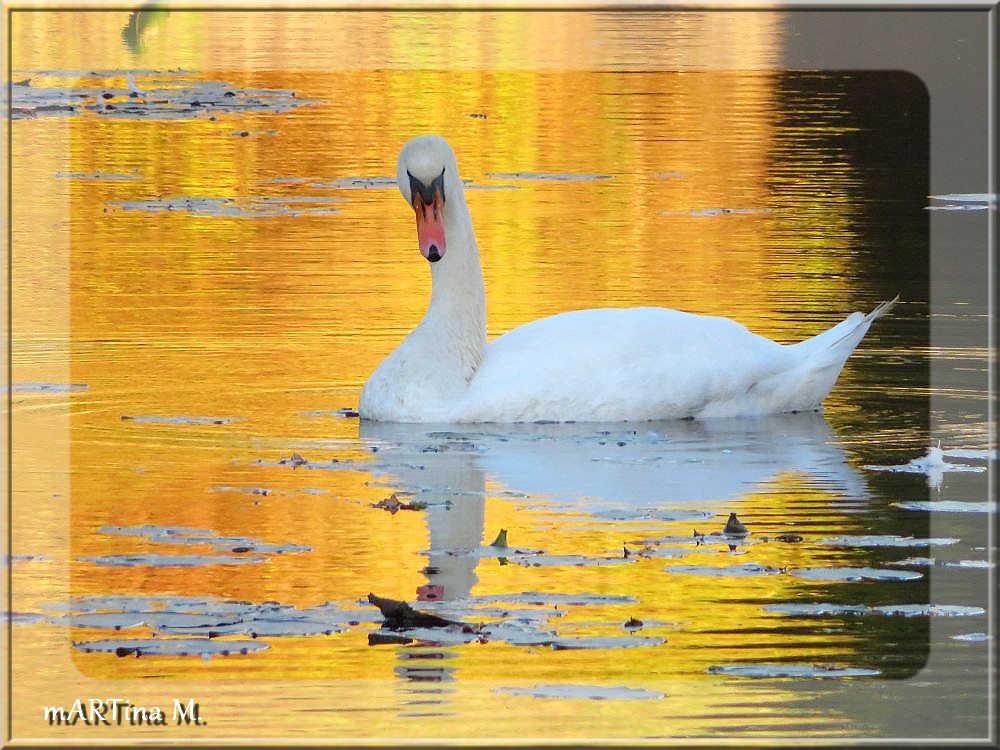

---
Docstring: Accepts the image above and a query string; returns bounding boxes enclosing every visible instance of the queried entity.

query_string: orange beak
[413,191,446,263]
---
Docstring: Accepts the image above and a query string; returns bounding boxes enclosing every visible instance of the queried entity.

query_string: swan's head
[397,135,458,263]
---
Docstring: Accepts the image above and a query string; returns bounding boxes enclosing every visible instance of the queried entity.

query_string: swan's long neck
[415,189,486,384]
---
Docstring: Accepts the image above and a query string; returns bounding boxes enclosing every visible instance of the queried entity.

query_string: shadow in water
[360,412,875,602]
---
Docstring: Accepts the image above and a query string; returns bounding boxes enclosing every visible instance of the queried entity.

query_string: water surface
[7,9,992,742]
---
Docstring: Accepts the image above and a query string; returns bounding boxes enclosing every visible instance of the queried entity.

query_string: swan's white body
[359,135,896,424]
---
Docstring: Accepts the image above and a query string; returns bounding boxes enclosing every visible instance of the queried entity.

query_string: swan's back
[459,307,795,422]
[453,300,896,423]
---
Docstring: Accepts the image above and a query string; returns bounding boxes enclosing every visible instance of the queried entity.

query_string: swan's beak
[410,172,447,263]
[413,192,446,263]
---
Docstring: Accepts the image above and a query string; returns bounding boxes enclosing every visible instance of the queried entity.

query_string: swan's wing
[460,308,791,421]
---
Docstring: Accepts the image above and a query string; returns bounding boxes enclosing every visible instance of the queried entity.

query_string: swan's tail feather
[743,296,899,415]
[794,295,899,359]
[826,294,899,350]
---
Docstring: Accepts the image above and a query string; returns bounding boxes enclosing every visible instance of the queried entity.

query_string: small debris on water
[367,593,472,631]
[723,512,749,537]
[773,534,804,543]
[370,493,426,514]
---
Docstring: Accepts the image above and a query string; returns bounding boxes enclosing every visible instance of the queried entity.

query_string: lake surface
[6,9,993,742]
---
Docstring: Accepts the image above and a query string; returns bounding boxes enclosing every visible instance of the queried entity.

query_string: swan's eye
[430,168,445,204]
[407,168,446,207]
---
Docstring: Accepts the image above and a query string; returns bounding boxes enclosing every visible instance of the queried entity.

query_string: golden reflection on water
[8,8,933,742]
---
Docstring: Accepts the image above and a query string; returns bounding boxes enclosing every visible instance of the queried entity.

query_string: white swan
[359,135,897,424]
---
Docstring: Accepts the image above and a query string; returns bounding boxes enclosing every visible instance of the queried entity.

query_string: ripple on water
[109,196,342,218]
[467,592,637,607]
[763,602,985,618]
[309,176,397,189]
[78,553,268,567]
[26,590,662,655]
[662,562,784,577]
[659,207,771,217]
[707,663,880,679]
[951,633,989,642]
[73,638,270,658]
[97,524,312,555]
[120,414,240,425]
[790,567,923,582]
[548,635,665,650]
[10,76,320,121]
[55,171,140,180]
[892,500,996,513]
[589,508,714,522]
[12,382,88,393]
[485,172,613,182]
[512,554,635,568]
[494,684,664,700]
[815,535,960,547]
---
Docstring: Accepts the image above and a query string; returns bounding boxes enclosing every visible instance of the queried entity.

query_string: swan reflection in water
[359,411,873,602]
